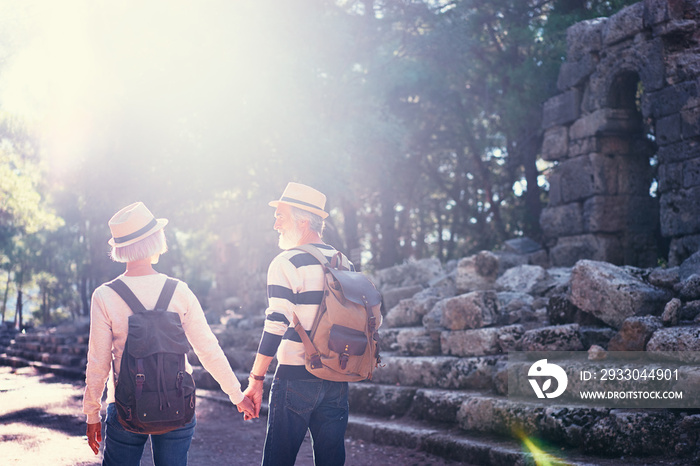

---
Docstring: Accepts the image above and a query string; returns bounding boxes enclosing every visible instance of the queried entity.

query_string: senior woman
[83,202,254,465]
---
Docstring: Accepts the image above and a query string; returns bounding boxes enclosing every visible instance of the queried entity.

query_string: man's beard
[278,224,303,250]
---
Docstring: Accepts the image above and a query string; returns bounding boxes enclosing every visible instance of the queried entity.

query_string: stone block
[542,89,581,129]
[347,384,416,417]
[540,204,584,239]
[440,291,498,331]
[557,54,598,92]
[566,18,606,62]
[385,294,440,328]
[541,126,568,161]
[646,325,700,353]
[495,265,548,295]
[655,113,682,146]
[409,389,468,423]
[657,139,699,165]
[607,315,663,351]
[569,109,642,140]
[660,186,700,237]
[440,327,501,357]
[382,285,423,312]
[396,327,441,356]
[602,2,644,46]
[682,157,700,189]
[669,234,700,267]
[649,81,699,119]
[657,161,681,194]
[455,251,499,294]
[520,323,585,351]
[568,136,598,157]
[643,0,688,27]
[681,106,700,139]
[570,259,672,329]
[557,155,598,202]
[549,234,624,267]
[583,195,658,233]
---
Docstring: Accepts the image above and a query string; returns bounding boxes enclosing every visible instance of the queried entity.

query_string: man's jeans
[263,378,349,466]
[102,403,196,466]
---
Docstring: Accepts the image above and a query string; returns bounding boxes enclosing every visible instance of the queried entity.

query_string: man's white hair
[290,206,324,236]
[110,229,168,263]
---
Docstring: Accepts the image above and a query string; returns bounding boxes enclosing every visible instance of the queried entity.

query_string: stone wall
[540,0,700,267]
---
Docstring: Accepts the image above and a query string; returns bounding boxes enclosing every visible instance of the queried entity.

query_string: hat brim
[269,200,329,219]
[108,218,169,247]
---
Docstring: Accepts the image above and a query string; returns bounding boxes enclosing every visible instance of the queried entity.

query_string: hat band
[113,218,158,244]
[279,196,324,212]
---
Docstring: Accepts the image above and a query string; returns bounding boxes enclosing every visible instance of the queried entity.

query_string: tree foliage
[0,0,639,323]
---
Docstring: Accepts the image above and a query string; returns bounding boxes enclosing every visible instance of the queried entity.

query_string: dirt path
[0,366,465,465]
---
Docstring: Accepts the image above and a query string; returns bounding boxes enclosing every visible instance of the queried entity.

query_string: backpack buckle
[309,353,323,369]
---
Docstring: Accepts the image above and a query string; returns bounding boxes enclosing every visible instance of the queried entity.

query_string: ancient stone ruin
[540,0,700,269]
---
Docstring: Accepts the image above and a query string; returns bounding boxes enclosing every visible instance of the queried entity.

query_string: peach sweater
[82,273,244,424]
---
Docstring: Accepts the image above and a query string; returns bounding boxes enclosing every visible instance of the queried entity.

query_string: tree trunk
[522,133,544,240]
[80,275,90,317]
[1,269,10,323]
[341,198,361,270]
[378,185,398,269]
[15,288,22,332]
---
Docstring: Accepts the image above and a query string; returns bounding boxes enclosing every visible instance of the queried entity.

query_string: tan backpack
[292,244,382,382]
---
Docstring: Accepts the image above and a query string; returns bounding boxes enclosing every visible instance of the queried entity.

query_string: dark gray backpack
[107,278,196,434]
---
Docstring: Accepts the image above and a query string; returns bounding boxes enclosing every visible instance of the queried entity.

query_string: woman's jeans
[103,403,196,466]
[262,378,349,466]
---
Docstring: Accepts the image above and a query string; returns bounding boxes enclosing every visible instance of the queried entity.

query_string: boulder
[371,258,444,291]
[440,325,523,357]
[661,298,681,326]
[646,325,700,353]
[440,291,498,331]
[384,294,440,328]
[381,285,423,312]
[679,250,700,281]
[520,323,585,351]
[648,266,680,289]
[607,316,663,351]
[495,264,549,295]
[396,328,441,356]
[679,274,700,300]
[570,260,672,329]
[455,251,499,293]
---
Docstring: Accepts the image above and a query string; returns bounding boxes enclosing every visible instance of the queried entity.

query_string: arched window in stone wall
[602,70,665,265]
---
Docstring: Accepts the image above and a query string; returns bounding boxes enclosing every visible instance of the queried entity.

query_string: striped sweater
[258,243,353,379]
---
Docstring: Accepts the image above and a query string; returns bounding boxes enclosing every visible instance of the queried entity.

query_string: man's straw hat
[269,182,329,219]
[108,202,168,247]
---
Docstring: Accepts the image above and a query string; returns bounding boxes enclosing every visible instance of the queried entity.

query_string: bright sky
[0,0,302,175]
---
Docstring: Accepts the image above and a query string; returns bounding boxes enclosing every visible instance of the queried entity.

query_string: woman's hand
[86,422,102,455]
[236,394,257,420]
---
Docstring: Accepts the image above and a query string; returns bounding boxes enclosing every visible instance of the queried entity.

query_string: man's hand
[242,379,264,420]
[235,394,256,420]
[86,422,102,455]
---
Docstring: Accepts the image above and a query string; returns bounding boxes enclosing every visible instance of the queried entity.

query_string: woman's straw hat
[269,182,329,219]
[108,202,168,247]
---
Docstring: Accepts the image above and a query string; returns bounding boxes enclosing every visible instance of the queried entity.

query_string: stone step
[371,353,506,392]
[347,382,694,459]
[345,413,659,466]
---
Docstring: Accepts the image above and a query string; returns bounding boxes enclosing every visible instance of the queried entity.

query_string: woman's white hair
[290,206,325,236]
[110,229,168,263]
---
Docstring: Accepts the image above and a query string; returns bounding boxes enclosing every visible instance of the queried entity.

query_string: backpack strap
[294,244,352,270]
[291,312,323,370]
[106,277,178,313]
[107,279,147,313]
[154,278,178,311]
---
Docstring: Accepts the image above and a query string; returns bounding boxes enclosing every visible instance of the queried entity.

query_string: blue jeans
[103,403,196,466]
[262,378,349,466]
